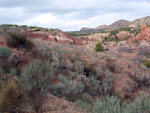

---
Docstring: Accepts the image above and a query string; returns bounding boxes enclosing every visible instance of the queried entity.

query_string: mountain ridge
[80,16,150,32]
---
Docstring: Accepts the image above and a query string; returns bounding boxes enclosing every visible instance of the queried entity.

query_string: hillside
[0,24,150,113]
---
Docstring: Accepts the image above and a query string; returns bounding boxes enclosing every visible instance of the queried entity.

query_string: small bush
[20,60,52,111]
[102,69,114,95]
[103,35,120,42]
[50,75,85,101]
[0,76,28,113]
[111,36,120,42]
[31,45,52,60]
[84,76,102,96]
[5,32,34,50]
[75,100,92,113]
[110,29,119,35]
[21,60,52,94]
[142,60,150,68]
[95,43,104,52]
[10,68,17,75]
[124,93,150,113]
[0,46,11,57]
[0,67,18,75]
[79,93,94,103]
[93,96,122,113]
[78,94,150,113]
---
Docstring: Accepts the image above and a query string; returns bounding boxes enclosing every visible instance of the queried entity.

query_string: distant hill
[80,16,150,33]
[131,16,150,27]
[108,20,131,30]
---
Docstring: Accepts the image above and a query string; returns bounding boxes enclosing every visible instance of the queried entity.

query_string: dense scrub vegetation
[68,32,91,37]
[110,27,138,35]
[76,93,150,113]
[101,27,141,42]
[0,29,150,113]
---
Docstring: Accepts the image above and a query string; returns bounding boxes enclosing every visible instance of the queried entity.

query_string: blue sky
[0,0,150,31]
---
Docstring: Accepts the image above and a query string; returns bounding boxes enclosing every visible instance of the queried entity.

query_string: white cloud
[0,0,150,30]
[16,12,129,31]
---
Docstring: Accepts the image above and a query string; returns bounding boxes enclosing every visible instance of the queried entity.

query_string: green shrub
[31,45,52,60]
[84,76,102,96]
[124,36,129,41]
[5,32,34,50]
[93,96,122,113]
[50,75,85,101]
[102,69,114,96]
[111,36,120,42]
[110,29,119,35]
[95,43,104,52]
[68,32,91,37]
[10,68,17,75]
[103,35,120,42]
[21,60,52,94]
[79,93,93,103]
[123,93,150,113]
[0,67,18,75]
[21,25,28,28]
[119,27,131,31]
[20,60,52,111]
[75,100,92,113]
[0,76,28,113]
[78,94,150,113]
[83,67,113,97]
[142,60,150,68]
[0,46,11,57]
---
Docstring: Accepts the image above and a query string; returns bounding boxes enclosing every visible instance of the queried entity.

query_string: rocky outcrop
[117,31,130,40]
[22,27,93,46]
[88,32,109,42]
[25,31,73,43]
[73,37,90,45]
[135,24,150,41]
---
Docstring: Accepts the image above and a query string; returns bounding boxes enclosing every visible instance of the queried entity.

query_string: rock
[135,24,150,41]
[117,31,130,40]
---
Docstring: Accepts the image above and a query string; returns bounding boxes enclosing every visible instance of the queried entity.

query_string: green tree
[95,43,104,52]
